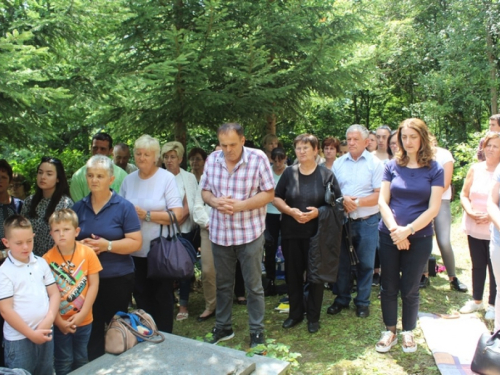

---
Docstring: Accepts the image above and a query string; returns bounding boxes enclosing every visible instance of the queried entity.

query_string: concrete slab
[70,333,290,375]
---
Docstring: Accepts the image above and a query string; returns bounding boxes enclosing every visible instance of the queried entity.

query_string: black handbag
[344,218,360,266]
[471,330,500,375]
[147,211,196,279]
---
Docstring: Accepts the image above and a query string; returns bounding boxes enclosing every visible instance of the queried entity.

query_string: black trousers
[282,238,324,323]
[264,213,281,281]
[133,256,175,334]
[467,236,497,305]
[88,272,134,361]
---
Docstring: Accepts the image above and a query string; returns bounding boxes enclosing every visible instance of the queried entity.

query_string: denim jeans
[379,232,433,331]
[4,337,53,375]
[211,234,265,333]
[53,323,91,375]
[334,214,379,307]
[490,242,500,332]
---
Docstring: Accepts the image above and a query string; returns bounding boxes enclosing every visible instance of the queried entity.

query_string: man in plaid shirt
[200,123,274,349]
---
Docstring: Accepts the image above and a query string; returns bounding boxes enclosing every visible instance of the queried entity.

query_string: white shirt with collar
[0,252,55,340]
[333,149,384,219]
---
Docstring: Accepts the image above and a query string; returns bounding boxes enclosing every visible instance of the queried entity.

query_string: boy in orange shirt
[44,209,102,375]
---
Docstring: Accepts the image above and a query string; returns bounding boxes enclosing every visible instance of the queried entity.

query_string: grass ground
[173,205,494,374]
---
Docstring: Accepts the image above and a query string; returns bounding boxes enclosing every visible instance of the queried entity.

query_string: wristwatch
[107,241,112,252]
[354,198,360,207]
[145,211,151,222]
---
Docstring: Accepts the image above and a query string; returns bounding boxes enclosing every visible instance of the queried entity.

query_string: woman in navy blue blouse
[72,155,142,360]
[376,119,444,354]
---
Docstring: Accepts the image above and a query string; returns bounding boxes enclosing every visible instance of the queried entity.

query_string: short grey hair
[86,155,114,177]
[346,124,369,140]
[135,135,161,161]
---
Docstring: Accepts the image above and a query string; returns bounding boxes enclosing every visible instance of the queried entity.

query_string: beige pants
[200,227,216,312]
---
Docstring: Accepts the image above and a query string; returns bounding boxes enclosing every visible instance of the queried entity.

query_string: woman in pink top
[460,132,500,320]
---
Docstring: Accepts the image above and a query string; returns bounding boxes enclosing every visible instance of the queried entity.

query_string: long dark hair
[28,157,71,222]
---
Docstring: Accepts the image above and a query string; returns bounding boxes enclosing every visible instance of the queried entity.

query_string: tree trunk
[486,24,498,114]
[175,120,188,169]
[266,114,276,136]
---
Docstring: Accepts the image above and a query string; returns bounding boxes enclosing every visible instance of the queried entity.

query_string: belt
[350,214,376,222]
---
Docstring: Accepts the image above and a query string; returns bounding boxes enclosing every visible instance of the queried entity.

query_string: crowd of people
[0,117,499,374]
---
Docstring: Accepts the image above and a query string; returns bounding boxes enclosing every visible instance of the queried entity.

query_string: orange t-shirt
[43,242,102,326]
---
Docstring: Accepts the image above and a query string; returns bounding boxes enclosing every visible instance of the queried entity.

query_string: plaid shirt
[200,147,274,246]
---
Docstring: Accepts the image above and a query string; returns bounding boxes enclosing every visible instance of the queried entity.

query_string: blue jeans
[53,323,92,375]
[379,232,433,331]
[333,214,379,307]
[211,234,265,333]
[4,337,53,375]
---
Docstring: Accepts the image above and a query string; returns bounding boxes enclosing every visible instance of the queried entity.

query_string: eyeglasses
[41,156,62,164]
[295,146,311,153]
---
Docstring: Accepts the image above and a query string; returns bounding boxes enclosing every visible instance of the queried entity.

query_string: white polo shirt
[0,252,55,341]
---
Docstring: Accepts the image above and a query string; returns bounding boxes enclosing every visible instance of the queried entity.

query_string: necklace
[56,244,76,273]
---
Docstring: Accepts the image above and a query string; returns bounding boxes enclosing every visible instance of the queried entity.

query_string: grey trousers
[212,234,265,333]
[423,199,457,276]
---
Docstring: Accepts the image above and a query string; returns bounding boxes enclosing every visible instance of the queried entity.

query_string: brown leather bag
[105,309,165,355]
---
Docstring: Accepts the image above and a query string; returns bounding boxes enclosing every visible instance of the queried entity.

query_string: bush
[448,131,482,200]
[7,148,88,192]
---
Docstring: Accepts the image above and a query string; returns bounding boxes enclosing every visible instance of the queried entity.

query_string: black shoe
[356,306,370,318]
[205,327,234,344]
[327,303,347,315]
[419,275,430,289]
[250,331,265,348]
[308,321,320,333]
[282,317,303,329]
[236,298,247,305]
[450,277,468,292]
[372,273,381,287]
[265,280,277,297]
[197,311,215,322]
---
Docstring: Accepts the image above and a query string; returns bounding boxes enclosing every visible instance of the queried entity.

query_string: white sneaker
[375,330,398,353]
[485,305,495,320]
[459,300,484,314]
[401,331,417,353]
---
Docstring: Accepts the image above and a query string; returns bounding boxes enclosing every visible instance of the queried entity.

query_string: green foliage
[5,147,87,192]
[246,338,301,368]
[449,131,483,198]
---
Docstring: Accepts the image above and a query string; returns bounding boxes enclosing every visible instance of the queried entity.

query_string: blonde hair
[49,208,79,229]
[396,118,435,167]
[161,141,184,160]
[482,132,500,151]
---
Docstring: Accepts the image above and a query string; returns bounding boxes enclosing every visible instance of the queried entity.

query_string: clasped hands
[389,226,411,251]
[290,207,318,224]
[213,195,243,215]
[81,234,107,255]
[468,211,490,225]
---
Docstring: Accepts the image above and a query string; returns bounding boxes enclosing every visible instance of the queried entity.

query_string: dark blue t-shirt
[73,191,141,278]
[378,159,444,237]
